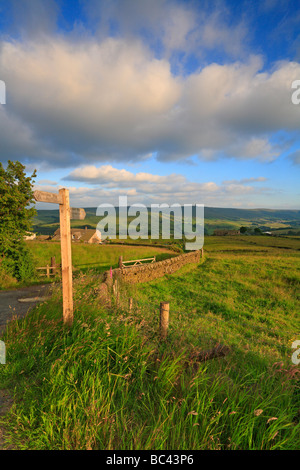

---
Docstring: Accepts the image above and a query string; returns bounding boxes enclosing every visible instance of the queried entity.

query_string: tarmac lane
[0,284,51,336]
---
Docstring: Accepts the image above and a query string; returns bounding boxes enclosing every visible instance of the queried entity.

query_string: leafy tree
[240,226,248,234]
[0,161,37,281]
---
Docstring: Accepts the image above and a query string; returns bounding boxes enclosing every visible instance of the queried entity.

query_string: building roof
[53,228,101,241]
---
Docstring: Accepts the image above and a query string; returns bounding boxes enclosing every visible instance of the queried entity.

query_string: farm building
[24,232,36,240]
[213,229,240,236]
[52,227,101,244]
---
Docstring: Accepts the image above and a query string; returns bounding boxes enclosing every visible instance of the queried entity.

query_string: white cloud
[65,164,185,187]
[0,35,299,168]
[55,164,275,208]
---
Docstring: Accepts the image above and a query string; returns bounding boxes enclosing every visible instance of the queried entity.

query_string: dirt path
[0,284,52,336]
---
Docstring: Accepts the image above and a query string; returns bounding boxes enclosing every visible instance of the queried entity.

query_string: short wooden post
[59,188,73,326]
[46,264,50,278]
[119,256,123,268]
[51,256,56,276]
[113,279,119,306]
[160,302,169,340]
[201,247,204,258]
[129,297,133,312]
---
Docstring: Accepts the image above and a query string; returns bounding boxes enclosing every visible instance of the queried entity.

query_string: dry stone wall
[104,250,201,286]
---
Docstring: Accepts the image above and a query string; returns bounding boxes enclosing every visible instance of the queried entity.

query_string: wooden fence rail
[119,255,156,268]
[36,265,58,278]
[36,256,59,278]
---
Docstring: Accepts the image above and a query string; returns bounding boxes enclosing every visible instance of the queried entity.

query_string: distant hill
[204,207,300,222]
[32,206,300,236]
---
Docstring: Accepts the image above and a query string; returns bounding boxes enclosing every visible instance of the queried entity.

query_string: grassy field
[0,242,177,290]
[32,207,300,236]
[0,235,299,450]
[26,241,177,273]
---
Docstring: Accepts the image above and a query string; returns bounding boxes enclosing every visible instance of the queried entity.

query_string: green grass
[26,241,176,272]
[0,242,176,290]
[0,236,299,449]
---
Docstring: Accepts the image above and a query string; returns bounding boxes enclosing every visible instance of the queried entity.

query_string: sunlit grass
[0,236,299,449]
[26,241,175,272]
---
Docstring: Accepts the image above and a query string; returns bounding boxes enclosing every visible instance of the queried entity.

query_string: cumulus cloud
[84,0,249,60]
[53,163,274,208]
[0,33,299,168]
[64,164,185,187]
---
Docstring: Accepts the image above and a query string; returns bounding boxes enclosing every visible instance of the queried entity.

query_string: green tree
[0,161,37,281]
[240,226,248,234]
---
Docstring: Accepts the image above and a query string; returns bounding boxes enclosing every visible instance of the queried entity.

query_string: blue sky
[0,0,299,209]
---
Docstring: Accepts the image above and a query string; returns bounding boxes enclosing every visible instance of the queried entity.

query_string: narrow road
[0,284,51,336]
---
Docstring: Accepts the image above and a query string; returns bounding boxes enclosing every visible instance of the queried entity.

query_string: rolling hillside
[32,206,300,236]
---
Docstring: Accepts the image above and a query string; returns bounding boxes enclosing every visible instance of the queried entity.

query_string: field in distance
[32,206,300,236]
[26,241,177,274]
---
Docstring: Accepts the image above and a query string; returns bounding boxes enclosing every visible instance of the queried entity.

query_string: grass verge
[0,258,299,450]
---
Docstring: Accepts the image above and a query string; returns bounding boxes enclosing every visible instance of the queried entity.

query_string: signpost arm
[59,188,73,326]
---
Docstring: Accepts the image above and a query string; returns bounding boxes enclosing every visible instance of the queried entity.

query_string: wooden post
[160,302,169,340]
[51,256,56,276]
[46,264,50,278]
[113,279,119,307]
[119,256,123,268]
[59,188,73,326]
[201,247,204,258]
[33,188,85,327]
[129,297,133,312]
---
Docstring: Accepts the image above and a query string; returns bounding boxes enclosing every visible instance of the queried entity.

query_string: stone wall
[104,250,201,286]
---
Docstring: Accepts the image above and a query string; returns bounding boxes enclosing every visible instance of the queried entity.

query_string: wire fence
[109,280,299,359]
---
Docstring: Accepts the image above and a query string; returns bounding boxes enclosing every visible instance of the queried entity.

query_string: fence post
[51,256,56,276]
[129,297,133,312]
[113,279,119,307]
[160,302,169,340]
[119,256,123,268]
[46,264,50,278]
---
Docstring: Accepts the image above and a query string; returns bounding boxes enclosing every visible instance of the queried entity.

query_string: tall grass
[0,236,299,449]
[0,266,299,450]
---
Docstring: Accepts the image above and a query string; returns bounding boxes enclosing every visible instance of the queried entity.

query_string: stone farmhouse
[52,227,101,244]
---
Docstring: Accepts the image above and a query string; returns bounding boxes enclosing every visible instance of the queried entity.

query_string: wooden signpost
[33,188,86,326]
